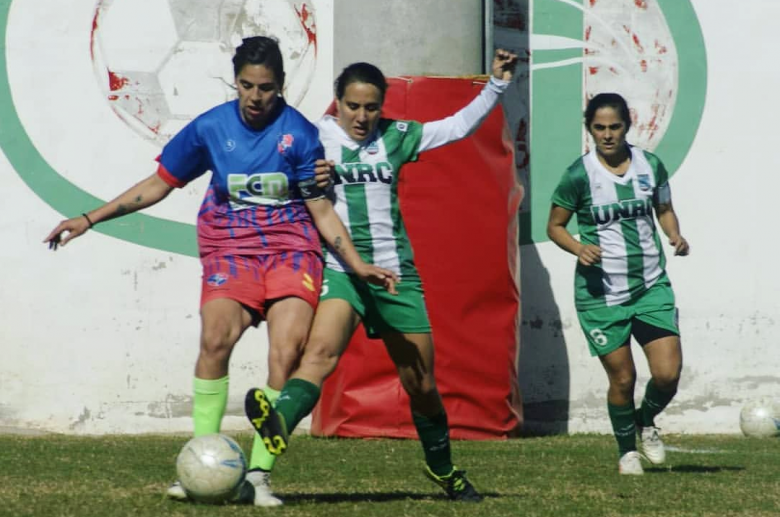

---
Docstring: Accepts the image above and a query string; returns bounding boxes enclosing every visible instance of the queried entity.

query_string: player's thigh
[577,305,632,357]
[641,334,682,383]
[200,297,255,349]
[265,296,315,352]
[305,298,362,362]
[382,332,437,392]
[632,282,682,381]
[597,343,637,386]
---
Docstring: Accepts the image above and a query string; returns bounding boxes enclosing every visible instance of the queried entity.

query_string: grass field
[0,432,778,517]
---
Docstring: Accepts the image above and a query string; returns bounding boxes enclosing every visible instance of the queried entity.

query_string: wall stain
[69,406,91,430]
[147,394,190,418]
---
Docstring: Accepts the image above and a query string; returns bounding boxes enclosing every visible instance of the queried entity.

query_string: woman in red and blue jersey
[44,36,396,506]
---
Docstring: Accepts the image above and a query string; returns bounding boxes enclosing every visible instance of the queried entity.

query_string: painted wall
[0,0,776,436]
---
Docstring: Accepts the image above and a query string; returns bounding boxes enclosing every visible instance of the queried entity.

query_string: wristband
[82,213,95,228]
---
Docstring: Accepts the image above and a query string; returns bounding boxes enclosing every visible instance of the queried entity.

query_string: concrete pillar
[333,0,484,78]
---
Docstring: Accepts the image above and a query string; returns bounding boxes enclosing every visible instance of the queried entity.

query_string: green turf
[0,432,777,516]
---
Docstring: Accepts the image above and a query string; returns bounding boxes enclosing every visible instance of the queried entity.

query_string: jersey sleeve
[551,170,581,212]
[653,156,672,205]
[643,150,673,205]
[291,123,325,182]
[418,76,509,153]
[157,119,210,187]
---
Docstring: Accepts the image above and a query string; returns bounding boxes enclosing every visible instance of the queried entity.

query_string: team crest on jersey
[225,139,236,152]
[206,273,228,287]
[396,122,408,132]
[366,140,379,155]
[637,174,652,191]
[278,133,294,154]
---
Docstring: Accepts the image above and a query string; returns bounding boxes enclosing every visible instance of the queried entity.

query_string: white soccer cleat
[166,480,188,501]
[246,469,283,507]
[618,451,644,475]
[638,425,666,464]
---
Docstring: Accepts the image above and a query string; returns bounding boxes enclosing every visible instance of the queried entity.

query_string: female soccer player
[245,49,518,503]
[546,93,689,475]
[43,36,396,506]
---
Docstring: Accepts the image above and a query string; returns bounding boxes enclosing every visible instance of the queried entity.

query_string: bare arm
[655,201,690,256]
[547,204,602,266]
[44,172,174,249]
[305,198,398,293]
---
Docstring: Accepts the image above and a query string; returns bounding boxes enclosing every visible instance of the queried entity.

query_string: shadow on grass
[645,465,746,474]
[279,491,502,504]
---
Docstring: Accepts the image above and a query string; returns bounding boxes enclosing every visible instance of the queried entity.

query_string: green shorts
[321,268,431,338]
[577,279,679,357]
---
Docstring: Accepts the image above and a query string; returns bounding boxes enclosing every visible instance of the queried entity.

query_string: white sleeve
[418,76,510,153]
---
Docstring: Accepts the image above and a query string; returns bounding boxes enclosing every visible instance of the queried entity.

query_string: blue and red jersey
[157,99,323,259]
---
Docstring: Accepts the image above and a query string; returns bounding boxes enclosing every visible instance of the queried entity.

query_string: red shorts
[200,251,323,320]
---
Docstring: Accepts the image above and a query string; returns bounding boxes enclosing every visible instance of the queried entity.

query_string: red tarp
[311,76,523,439]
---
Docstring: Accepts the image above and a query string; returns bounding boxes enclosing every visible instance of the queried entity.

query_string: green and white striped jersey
[317,76,509,281]
[552,146,670,309]
[318,115,424,281]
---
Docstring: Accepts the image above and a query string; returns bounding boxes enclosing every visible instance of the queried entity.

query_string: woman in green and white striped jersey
[246,49,518,502]
[547,93,690,476]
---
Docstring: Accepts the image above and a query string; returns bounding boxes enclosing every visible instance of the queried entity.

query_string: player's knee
[653,369,681,392]
[199,325,239,362]
[609,371,636,395]
[299,341,340,378]
[401,371,437,399]
[268,344,302,374]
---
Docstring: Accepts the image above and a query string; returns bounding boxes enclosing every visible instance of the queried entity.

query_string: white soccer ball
[739,398,780,438]
[91,0,317,145]
[176,433,247,504]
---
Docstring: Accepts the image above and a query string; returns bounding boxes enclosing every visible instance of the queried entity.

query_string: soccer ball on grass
[176,433,247,504]
[739,398,780,438]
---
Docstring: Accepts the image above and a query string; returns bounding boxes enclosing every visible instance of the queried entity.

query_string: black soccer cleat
[244,388,289,456]
[424,466,483,502]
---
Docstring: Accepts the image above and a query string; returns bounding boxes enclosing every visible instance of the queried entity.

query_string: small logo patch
[225,139,236,152]
[396,122,408,132]
[206,273,228,287]
[302,272,315,292]
[637,173,652,191]
[278,133,294,153]
[366,141,379,155]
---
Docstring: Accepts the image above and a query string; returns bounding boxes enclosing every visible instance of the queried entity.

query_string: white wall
[1,0,776,436]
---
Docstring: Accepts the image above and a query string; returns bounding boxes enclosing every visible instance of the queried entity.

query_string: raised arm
[418,49,518,153]
[304,198,398,294]
[44,172,174,249]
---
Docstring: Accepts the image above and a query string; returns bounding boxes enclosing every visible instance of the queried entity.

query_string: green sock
[637,379,676,427]
[249,386,280,471]
[413,411,453,477]
[192,376,229,437]
[608,402,637,456]
[276,378,321,433]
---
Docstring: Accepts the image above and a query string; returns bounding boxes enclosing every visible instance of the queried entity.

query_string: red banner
[311,76,523,439]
